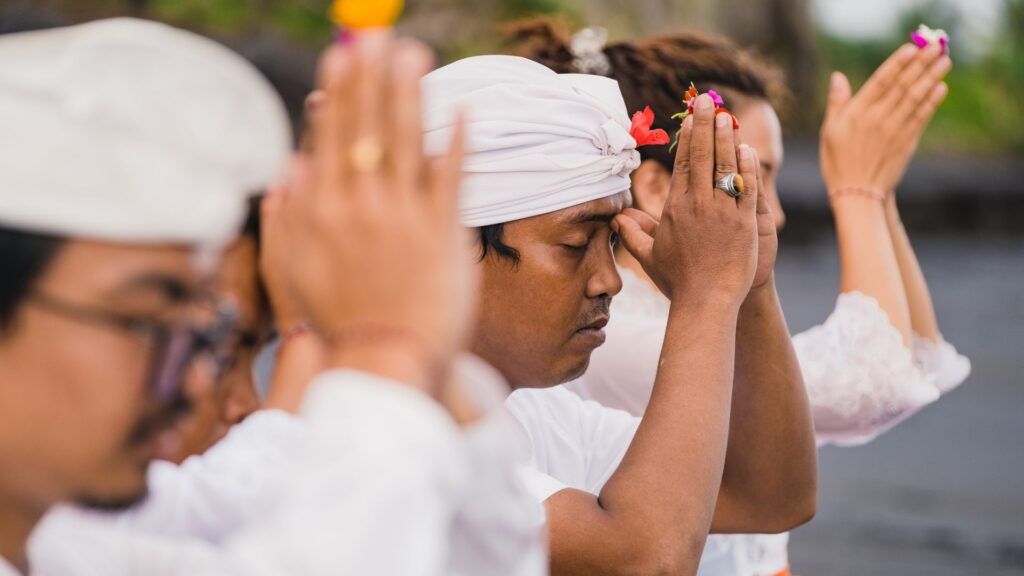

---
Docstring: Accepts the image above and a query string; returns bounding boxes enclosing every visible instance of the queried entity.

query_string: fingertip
[393,39,434,76]
[317,45,354,89]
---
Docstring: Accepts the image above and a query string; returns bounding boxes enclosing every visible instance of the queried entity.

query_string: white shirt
[37,409,303,545]
[0,556,17,576]
[506,386,754,576]
[27,368,546,576]
[562,268,971,576]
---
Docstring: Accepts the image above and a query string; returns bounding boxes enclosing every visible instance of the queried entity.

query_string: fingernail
[830,71,843,89]
[716,111,729,127]
[739,143,752,160]
[696,93,714,110]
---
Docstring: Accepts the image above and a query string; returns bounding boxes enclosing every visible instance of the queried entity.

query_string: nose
[586,240,623,299]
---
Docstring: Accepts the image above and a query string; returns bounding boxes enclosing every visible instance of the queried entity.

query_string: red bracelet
[829,187,886,204]
[276,322,313,358]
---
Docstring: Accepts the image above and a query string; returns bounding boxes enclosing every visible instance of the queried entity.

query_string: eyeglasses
[27,291,239,403]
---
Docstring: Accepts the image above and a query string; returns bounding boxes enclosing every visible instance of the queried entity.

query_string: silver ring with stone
[715,173,744,198]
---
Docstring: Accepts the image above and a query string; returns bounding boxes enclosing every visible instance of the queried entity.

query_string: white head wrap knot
[422,56,639,227]
[0,18,292,251]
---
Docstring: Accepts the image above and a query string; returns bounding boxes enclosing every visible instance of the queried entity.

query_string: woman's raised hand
[820,42,952,198]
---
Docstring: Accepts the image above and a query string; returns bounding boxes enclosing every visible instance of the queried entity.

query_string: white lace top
[566,267,971,575]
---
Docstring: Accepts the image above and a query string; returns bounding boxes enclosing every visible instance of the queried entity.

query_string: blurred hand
[280,32,475,381]
[820,43,951,197]
[259,187,304,333]
[613,95,758,307]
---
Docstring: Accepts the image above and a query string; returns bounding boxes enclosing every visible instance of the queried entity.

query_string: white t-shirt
[506,386,754,576]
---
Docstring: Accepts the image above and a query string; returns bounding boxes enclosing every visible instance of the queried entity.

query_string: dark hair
[0,226,64,332]
[477,223,520,263]
[503,17,791,172]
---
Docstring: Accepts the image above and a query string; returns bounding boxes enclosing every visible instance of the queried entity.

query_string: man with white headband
[422,55,817,574]
[2,20,526,575]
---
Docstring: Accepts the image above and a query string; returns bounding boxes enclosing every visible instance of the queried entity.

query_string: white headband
[422,56,638,227]
[0,18,292,250]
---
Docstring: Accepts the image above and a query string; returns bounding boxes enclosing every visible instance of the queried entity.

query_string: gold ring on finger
[350,137,385,173]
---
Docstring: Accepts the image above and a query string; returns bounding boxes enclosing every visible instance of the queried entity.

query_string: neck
[0,492,46,574]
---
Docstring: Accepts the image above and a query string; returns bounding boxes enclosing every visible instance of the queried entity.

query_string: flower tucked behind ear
[629,106,671,147]
[911,24,950,55]
[330,0,404,29]
[669,83,740,151]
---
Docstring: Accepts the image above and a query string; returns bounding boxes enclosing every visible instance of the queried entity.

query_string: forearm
[712,280,816,533]
[885,196,940,341]
[833,195,912,346]
[560,298,738,573]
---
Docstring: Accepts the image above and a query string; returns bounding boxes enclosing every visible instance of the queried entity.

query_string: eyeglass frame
[25,290,240,403]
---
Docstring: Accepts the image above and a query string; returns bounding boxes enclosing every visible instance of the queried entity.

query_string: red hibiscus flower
[629,106,670,147]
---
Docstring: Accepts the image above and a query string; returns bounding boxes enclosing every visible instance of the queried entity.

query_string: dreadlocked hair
[503,17,791,172]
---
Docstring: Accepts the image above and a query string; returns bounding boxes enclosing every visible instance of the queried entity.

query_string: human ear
[630,159,671,221]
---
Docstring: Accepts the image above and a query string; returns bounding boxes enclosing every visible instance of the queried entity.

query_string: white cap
[0,18,292,250]
[422,56,639,227]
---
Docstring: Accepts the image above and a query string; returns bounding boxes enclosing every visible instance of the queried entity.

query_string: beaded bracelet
[829,187,887,204]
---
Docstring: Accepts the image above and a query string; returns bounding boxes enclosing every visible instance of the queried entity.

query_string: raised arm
[714,144,817,534]
[819,42,951,347]
[545,93,759,575]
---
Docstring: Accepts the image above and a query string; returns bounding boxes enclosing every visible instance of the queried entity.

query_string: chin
[557,355,592,385]
[72,461,151,511]
[74,484,149,512]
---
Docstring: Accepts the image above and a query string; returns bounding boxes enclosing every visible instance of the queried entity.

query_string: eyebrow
[566,212,618,226]
[110,273,193,303]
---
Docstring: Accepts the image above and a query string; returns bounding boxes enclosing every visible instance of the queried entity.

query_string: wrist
[743,275,777,306]
[669,289,743,321]
[322,323,448,395]
[828,186,886,205]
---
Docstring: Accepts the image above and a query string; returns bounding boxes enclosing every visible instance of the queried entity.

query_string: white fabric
[422,55,639,227]
[505,387,755,576]
[35,409,303,546]
[0,18,291,251]
[506,385,639,502]
[563,267,972,576]
[29,370,467,575]
[30,360,546,576]
[0,556,17,576]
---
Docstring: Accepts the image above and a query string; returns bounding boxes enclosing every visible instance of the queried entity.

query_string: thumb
[612,213,654,263]
[825,71,853,122]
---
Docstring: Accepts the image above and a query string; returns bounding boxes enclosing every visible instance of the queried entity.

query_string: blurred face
[471,193,628,389]
[631,98,786,229]
[170,236,265,463]
[0,240,212,513]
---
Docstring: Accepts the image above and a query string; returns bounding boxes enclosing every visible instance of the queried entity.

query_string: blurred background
[2,0,1022,573]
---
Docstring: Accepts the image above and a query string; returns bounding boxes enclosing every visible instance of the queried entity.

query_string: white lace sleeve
[913,333,971,395]
[794,291,942,447]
